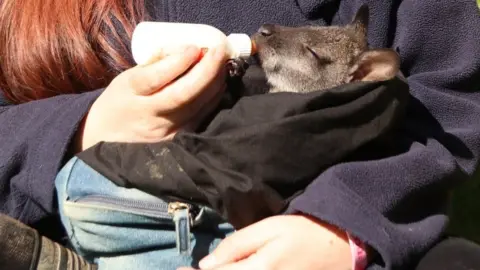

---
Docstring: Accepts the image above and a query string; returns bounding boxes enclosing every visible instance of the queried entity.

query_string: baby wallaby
[242,5,400,93]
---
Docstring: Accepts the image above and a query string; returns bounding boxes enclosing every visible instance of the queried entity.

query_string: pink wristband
[347,233,368,270]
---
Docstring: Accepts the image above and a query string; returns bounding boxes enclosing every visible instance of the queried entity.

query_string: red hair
[0,0,146,104]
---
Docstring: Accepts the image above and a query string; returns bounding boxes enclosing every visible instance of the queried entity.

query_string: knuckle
[169,94,188,108]
[256,256,275,270]
[171,85,197,106]
[128,68,162,94]
[145,78,161,93]
[258,263,270,270]
[218,236,237,252]
[109,72,127,88]
[127,72,142,90]
[136,120,167,141]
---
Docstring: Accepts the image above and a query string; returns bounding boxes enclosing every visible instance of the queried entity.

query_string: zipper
[168,202,192,255]
[74,195,172,219]
[74,195,200,255]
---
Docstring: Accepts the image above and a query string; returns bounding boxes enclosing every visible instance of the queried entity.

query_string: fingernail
[195,48,209,62]
[200,47,209,56]
[199,255,217,269]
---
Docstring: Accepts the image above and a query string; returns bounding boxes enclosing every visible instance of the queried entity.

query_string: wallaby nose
[258,24,275,36]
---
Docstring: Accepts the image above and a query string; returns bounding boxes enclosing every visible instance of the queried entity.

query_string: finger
[128,46,201,95]
[178,83,226,132]
[154,82,226,138]
[152,44,227,111]
[206,254,270,270]
[189,83,226,127]
[178,63,227,118]
[159,61,226,130]
[199,218,280,269]
[171,62,226,121]
[212,238,295,270]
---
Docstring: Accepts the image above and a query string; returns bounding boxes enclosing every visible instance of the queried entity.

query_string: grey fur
[250,5,400,93]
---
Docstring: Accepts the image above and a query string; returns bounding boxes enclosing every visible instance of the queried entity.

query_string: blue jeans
[55,157,235,270]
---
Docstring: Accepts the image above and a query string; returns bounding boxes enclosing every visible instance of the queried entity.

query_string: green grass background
[448,0,480,243]
[447,170,480,243]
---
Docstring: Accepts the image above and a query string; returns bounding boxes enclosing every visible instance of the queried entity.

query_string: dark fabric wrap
[78,77,409,229]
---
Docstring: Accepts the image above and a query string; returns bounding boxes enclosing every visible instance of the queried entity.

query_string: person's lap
[56,157,480,270]
[55,157,234,270]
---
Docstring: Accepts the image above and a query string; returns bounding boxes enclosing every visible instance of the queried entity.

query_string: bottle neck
[226,33,253,59]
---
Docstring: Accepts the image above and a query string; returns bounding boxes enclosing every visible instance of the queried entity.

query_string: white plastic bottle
[131,22,256,65]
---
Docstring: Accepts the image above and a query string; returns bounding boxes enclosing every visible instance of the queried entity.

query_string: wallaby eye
[305,46,333,65]
[305,46,318,57]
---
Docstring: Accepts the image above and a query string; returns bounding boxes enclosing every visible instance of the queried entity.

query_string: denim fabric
[55,157,234,270]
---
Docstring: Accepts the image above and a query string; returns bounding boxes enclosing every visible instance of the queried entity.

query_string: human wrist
[295,214,352,263]
[294,213,366,269]
[68,90,103,155]
[317,220,367,270]
[72,114,87,154]
[347,233,368,270]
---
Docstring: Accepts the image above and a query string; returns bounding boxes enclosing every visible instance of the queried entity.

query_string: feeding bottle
[131,22,256,65]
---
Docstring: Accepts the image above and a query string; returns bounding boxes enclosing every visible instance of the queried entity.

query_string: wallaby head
[251,5,400,93]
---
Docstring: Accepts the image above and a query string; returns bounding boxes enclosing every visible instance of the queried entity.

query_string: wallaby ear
[350,4,369,40]
[347,49,400,82]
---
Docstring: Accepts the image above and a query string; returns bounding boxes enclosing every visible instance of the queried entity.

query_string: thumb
[199,218,279,269]
[127,45,201,96]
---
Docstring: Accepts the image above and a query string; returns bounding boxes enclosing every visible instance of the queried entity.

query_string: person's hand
[179,214,352,270]
[76,44,227,152]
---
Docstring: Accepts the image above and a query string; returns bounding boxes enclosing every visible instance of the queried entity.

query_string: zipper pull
[168,202,191,255]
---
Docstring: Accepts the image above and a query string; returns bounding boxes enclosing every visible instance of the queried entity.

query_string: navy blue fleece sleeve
[286,1,480,269]
[0,92,8,106]
[0,90,101,229]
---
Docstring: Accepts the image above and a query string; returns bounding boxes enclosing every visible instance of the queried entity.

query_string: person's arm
[286,1,480,268]
[0,91,101,229]
[0,43,227,233]
[0,92,8,106]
